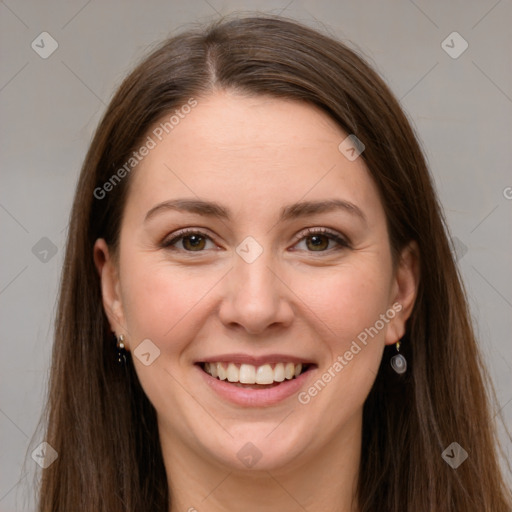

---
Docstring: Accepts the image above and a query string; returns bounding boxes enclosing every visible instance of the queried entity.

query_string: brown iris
[306,234,329,251]
[182,234,206,251]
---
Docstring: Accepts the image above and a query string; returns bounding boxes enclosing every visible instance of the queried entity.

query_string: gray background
[1,0,511,510]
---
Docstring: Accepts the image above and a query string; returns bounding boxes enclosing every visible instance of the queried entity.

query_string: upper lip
[197,353,316,366]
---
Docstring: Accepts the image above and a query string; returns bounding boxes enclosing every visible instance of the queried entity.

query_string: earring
[390,340,407,374]
[116,334,127,365]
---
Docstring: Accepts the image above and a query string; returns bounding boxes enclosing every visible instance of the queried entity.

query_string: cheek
[294,260,392,350]
[120,259,218,347]
[118,258,221,427]
[291,260,392,417]
[120,249,393,361]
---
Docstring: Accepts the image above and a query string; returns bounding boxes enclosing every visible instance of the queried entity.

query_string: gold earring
[116,334,127,365]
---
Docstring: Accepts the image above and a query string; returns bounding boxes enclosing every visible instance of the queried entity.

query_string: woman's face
[95,90,417,472]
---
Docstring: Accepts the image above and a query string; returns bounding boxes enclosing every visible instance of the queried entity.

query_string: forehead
[126,90,381,218]
[172,91,341,148]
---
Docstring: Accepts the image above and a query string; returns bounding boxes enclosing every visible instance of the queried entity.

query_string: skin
[94,90,419,511]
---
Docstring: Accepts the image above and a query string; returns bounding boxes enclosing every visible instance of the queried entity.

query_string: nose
[218,250,294,335]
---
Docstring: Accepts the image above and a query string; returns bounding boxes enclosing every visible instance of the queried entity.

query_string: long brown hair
[36,15,511,511]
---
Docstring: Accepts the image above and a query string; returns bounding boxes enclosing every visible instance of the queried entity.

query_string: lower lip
[197,365,315,407]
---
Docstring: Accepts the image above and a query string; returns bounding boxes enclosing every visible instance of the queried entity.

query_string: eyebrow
[144,198,367,224]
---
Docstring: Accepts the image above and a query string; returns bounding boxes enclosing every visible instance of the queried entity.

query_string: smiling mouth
[198,361,314,389]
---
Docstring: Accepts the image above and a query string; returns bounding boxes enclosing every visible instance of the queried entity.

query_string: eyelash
[161,227,351,253]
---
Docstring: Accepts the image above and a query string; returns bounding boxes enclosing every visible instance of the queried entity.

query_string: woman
[37,15,511,511]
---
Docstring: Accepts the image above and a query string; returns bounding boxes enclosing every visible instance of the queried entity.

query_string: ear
[385,241,420,345]
[93,238,128,347]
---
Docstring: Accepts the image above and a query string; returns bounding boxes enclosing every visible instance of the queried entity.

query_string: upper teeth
[204,362,303,384]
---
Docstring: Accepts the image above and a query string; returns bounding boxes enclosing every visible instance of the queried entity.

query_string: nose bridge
[218,241,293,333]
[234,234,276,295]
[237,250,276,300]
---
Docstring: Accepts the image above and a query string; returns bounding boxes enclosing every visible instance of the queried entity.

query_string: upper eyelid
[293,226,345,240]
[164,227,214,240]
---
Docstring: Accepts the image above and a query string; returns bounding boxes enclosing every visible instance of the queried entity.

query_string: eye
[161,227,350,253]
[292,227,350,252]
[162,229,216,252]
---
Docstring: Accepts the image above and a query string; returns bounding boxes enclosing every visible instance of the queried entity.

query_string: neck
[161,413,362,512]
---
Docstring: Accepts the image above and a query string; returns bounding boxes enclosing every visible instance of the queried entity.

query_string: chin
[199,422,310,472]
